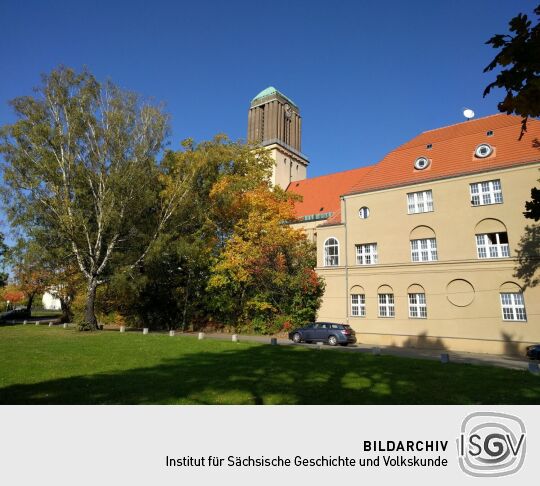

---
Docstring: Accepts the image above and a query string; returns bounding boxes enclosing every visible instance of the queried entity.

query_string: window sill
[407,210,435,215]
[471,201,503,207]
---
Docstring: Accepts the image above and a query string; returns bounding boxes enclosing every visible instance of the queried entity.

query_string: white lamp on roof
[463,108,475,120]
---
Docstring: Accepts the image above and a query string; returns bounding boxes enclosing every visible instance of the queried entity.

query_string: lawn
[0,325,539,404]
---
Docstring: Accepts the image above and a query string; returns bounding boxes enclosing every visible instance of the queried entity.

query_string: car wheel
[328,335,338,346]
[292,332,302,343]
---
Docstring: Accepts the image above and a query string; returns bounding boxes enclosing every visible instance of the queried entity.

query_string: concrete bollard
[63,323,68,329]
[169,330,175,337]
[372,347,381,356]
[270,337,278,345]
[23,320,27,325]
[316,341,324,349]
[143,328,149,335]
[441,353,450,364]
[48,322,53,327]
[232,334,239,343]
[198,332,205,340]
[35,321,39,326]
[119,326,126,333]
[528,361,540,375]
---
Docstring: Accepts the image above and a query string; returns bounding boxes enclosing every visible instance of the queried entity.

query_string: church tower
[247,87,308,189]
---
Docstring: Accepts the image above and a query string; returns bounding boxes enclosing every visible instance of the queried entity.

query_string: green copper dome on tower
[251,86,297,107]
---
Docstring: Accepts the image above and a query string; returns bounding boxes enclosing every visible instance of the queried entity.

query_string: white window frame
[476,232,510,259]
[355,243,378,265]
[410,238,438,262]
[407,190,434,214]
[351,294,366,317]
[500,292,527,321]
[470,179,503,206]
[378,293,395,317]
[324,237,339,267]
[408,293,427,318]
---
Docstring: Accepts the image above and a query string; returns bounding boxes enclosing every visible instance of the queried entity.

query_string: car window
[306,323,315,329]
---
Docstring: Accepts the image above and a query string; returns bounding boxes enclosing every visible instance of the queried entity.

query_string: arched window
[377,285,395,318]
[324,237,339,266]
[408,284,427,319]
[499,282,526,321]
[350,285,366,317]
[475,219,509,259]
[410,226,438,262]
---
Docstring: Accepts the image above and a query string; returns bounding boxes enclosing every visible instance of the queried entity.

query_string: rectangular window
[408,293,427,318]
[351,294,366,317]
[407,190,434,214]
[476,232,509,259]
[355,243,378,265]
[410,238,438,262]
[378,293,395,317]
[470,180,503,206]
[500,293,527,321]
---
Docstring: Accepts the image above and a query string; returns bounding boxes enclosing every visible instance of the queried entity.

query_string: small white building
[42,291,61,310]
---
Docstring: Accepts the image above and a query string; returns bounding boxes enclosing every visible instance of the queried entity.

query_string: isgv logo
[457,412,526,477]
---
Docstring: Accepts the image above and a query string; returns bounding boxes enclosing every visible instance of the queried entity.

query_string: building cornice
[342,159,540,199]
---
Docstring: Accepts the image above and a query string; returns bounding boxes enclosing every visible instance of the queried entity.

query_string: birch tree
[1,67,193,329]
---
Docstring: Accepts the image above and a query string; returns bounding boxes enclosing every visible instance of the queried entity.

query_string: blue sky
[0,0,536,179]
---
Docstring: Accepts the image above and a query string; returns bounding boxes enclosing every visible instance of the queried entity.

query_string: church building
[248,87,540,356]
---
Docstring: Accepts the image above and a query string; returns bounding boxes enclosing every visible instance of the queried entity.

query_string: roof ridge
[421,113,520,135]
[390,114,525,153]
[287,164,373,187]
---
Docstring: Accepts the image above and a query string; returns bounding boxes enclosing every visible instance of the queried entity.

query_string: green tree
[0,67,191,330]
[105,136,275,330]
[484,5,540,287]
[483,5,540,138]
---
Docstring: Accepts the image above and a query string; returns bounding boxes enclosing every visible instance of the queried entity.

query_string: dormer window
[426,144,432,149]
[414,157,430,170]
[487,130,494,136]
[475,143,493,158]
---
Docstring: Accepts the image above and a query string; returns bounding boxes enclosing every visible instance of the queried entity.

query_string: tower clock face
[284,103,292,119]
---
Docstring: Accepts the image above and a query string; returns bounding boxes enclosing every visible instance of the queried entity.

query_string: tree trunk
[26,293,34,315]
[181,272,191,332]
[81,279,99,331]
[60,298,73,323]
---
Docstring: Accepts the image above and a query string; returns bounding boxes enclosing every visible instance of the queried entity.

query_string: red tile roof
[286,114,540,224]
[286,165,373,219]
[346,114,540,196]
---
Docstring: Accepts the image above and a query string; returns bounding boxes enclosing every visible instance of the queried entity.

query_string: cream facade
[246,88,539,356]
[315,163,540,355]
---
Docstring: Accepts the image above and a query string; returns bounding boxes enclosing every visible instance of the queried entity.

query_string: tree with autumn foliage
[208,184,324,333]
[102,135,277,330]
[0,285,25,310]
[10,240,49,313]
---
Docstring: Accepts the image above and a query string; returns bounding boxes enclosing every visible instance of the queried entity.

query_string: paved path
[187,332,531,371]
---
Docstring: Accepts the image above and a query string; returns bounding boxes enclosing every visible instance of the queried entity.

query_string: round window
[475,144,493,158]
[359,207,370,219]
[414,157,430,170]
